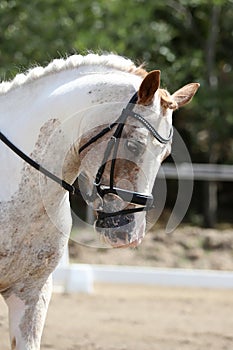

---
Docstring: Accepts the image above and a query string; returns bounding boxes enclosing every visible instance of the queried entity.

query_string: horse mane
[0,54,147,95]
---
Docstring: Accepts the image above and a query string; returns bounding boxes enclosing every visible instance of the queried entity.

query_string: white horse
[0,53,199,349]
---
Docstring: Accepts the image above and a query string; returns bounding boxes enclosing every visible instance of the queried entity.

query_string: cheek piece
[78,92,173,220]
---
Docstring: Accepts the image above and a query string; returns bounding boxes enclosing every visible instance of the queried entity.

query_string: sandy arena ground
[1,283,233,350]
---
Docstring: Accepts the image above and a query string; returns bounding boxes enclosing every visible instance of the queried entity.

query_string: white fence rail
[158,163,233,181]
[53,262,233,293]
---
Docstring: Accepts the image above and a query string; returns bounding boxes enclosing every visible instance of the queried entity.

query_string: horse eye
[125,140,144,157]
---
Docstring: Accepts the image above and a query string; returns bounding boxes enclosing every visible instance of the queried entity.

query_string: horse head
[78,70,199,248]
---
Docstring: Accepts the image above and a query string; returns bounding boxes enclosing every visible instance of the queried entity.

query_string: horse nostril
[102,193,128,213]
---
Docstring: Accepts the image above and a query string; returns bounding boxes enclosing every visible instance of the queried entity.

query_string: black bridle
[0,91,173,220]
[78,92,173,219]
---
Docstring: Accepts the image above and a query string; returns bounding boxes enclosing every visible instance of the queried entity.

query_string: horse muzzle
[78,174,148,247]
[95,212,140,247]
[95,193,146,247]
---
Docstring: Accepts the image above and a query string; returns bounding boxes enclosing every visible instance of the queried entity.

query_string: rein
[0,91,173,220]
[0,132,80,196]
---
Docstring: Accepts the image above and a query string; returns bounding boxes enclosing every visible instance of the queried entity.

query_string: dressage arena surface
[0,284,233,350]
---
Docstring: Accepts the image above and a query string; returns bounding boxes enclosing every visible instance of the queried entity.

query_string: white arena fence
[53,252,233,293]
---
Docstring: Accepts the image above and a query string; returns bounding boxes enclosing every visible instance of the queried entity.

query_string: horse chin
[95,213,146,248]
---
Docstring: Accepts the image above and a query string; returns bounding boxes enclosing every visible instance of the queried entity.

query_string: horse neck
[0,66,142,201]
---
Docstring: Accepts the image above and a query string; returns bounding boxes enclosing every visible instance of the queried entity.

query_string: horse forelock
[0,54,147,95]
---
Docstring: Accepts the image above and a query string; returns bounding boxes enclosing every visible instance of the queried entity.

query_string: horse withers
[0,54,199,349]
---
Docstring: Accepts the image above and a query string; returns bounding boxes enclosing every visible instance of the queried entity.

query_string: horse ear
[171,83,200,108]
[138,70,160,105]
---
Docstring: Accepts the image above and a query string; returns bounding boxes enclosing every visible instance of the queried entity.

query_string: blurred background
[1,0,232,269]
